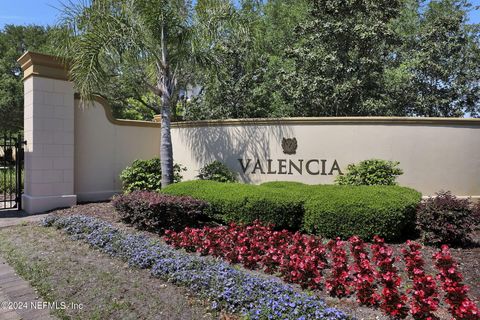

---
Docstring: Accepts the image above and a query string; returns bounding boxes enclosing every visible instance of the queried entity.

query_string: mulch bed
[49,201,480,320]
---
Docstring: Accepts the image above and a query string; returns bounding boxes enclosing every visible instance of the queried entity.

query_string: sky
[0,0,69,28]
[0,0,480,28]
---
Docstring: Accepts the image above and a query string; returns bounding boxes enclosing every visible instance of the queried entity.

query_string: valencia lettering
[238,159,343,176]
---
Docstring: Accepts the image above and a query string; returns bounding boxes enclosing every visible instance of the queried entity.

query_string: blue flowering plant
[42,215,352,320]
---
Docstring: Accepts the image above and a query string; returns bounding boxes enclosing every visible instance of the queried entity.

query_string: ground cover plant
[325,238,352,298]
[349,236,379,307]
[42,214,351,320]
[371,236,409,318]
[162,180,422,241]
[47,202,480,318]
[402,240,440,319]
[164,221,480,320]
[434,245,480,320]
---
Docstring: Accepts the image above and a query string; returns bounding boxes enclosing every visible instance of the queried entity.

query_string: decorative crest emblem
[281,138,297,155]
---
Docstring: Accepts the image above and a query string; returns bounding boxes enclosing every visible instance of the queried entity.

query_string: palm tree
[56,0,218,187]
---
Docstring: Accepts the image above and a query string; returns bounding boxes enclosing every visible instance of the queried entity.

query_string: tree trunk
[160,93,174,188]
[159,22,174,188]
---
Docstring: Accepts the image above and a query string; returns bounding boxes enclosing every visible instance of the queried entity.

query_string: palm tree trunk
[160,93,174,187]
[159,22,174,188]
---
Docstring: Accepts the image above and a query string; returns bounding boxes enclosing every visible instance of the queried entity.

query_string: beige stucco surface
[171,122,480,197]
[74,97,480,198]
[74,99,160,201]
[22,76,77,213]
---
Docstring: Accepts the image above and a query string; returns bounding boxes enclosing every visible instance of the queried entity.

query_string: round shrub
[416,191,479,246]
[302,185,421,241]
[120,158,186,192]
[335,159,403,186]
[112,191,208,232]
[197,160,237,182]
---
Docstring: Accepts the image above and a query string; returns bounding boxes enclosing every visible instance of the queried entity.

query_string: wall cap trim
[85,94,480,128]
[77,94,161,128]
[169,116,480,127]
[17,51,69,81]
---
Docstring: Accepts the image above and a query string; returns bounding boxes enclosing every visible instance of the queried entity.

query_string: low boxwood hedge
[262,182,421,240]
[161,180,304,230]
[302,185,421,241]
[162,181,422,241]
[260,181,308,189]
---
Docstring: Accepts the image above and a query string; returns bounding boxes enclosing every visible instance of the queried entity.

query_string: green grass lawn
[0,223,215,320]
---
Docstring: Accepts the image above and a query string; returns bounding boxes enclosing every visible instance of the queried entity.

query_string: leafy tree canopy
[188,0,480,119]
[280,0,402,117]
[1,0,479,126]
[185,0,309,120]
[386,0,480,117]
[0,25,56,131]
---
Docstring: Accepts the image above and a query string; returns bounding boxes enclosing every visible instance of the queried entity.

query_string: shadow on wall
[177,122,293,183]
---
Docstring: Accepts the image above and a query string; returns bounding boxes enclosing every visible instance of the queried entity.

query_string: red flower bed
[402,240,440,320]
[165,221,328,289]
[326,238,353,297]
[349,236,379,306]
[371,235,409,318]
[164,222,479,320]
[434,245,479,320]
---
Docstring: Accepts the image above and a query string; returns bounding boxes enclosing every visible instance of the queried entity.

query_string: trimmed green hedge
[302,185,421,241]
[262,182,421,240]
[162,180,304,229]
[260,181,308,189]
[162,180,422,240]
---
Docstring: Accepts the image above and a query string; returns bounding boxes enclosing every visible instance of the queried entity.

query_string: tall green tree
[189,0,479,119]
[185,0,308,120]
[388,0,480,117]
[0,25,55,131]
[280,0,401,116]
[58,0,197,187]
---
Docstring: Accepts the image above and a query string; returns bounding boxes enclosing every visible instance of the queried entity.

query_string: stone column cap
[17,51,69,81]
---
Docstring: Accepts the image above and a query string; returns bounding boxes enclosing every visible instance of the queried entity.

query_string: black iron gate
[0,133,24,210]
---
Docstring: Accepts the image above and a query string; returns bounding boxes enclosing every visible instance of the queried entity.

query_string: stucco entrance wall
[170,118,480,198]
[19,51,480,213]
[77,98,480,199]
[74,97,160,201]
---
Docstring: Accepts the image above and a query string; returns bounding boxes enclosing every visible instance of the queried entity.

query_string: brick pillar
[18,52,77,213]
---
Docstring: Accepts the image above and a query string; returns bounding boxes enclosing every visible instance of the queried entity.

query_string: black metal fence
[0,132,24,210]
